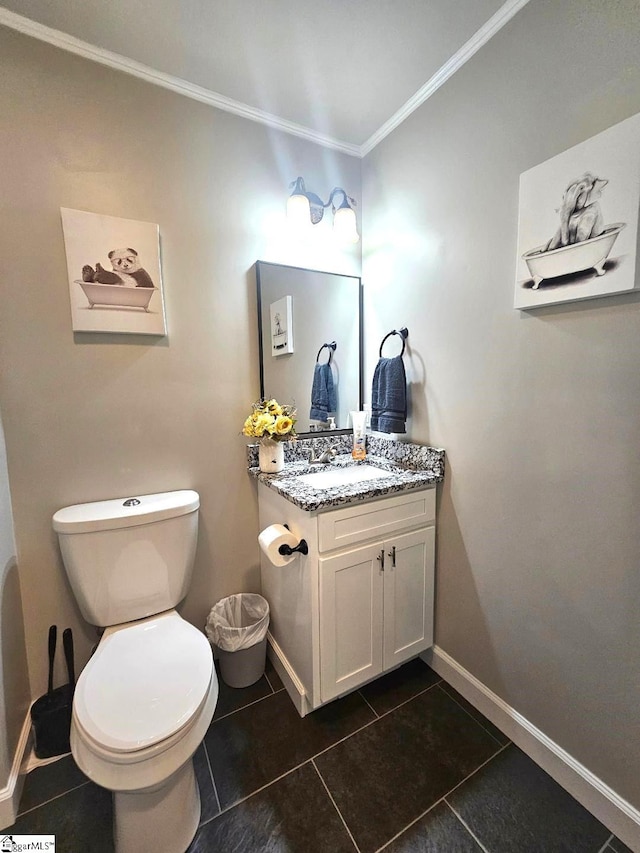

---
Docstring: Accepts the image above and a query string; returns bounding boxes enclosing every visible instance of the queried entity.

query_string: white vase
[258,439,285,473]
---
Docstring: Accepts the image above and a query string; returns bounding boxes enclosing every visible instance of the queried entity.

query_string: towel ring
[316,341,337,364]
[379,327,408,358]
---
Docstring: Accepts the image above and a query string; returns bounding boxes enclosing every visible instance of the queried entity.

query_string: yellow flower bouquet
[242,398,297,443]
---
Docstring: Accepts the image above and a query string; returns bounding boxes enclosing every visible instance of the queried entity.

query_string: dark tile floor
[10,658,633,853]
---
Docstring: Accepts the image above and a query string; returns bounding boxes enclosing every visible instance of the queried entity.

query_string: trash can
[205,593,270,688]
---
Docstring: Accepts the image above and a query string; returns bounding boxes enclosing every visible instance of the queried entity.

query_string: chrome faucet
[308,445,338,464]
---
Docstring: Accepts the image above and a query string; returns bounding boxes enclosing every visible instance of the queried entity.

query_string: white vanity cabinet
[320,525,434,702]
[258,483,436,716]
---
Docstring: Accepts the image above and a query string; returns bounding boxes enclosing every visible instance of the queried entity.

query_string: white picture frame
[514,113,640,310]
[270,295,294,356]
[60,208,167,335]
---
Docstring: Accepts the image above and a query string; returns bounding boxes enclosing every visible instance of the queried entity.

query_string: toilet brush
[31,625,75,758]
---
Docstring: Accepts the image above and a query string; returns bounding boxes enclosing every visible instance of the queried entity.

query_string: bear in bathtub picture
[76,247,158,314]
[81,248,155,289]
[522,172,626,291]
[61,206,167,334]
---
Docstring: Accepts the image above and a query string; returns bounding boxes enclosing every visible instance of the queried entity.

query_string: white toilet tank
[53,490,200,627]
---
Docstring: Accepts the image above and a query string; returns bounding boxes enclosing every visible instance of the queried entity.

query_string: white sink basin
[295,465,393,489]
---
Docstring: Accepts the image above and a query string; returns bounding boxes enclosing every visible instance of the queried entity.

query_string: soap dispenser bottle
[350,411,367,460]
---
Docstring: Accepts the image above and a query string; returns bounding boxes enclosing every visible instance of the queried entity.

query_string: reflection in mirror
[255,261,363,435]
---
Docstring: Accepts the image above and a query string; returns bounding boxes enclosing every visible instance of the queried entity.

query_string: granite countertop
[248,437,445,512]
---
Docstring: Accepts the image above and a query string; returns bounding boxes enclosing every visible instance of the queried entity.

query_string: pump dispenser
[350,411,367,460]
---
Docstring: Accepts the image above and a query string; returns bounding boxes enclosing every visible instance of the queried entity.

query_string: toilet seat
[74,611,213,755]
[73,686,209,766]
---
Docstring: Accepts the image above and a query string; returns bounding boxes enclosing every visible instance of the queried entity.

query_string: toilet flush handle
[123,498,141,507]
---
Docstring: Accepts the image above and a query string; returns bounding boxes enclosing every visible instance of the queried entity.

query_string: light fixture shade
[333,204,359,243]
[287,178,358,242]
[287,192,311,230]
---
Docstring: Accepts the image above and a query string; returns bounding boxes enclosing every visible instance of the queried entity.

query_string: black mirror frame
[255,260,363,437]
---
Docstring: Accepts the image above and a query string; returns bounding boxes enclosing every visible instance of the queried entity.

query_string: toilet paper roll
[258,524,299,567]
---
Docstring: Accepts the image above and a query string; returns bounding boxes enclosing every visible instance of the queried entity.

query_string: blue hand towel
[310,363,337,422]
[370,355,407,433]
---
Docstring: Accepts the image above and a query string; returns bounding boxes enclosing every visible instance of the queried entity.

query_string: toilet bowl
[53,490,216,853]
[71,611,218,853]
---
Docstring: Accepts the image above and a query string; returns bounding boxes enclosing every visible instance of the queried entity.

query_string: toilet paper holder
[280,525,309,557]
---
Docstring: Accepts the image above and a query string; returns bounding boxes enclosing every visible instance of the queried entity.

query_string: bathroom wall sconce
[287,177,359,243]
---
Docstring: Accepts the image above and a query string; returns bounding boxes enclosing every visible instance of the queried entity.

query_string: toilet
[52,490,218,853]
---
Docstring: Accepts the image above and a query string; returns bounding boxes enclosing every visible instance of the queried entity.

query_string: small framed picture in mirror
[270,295,294,356]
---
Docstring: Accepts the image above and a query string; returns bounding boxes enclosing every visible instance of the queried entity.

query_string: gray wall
[362,0,640,810]
[0,410,29,787]
[0,27,361,697]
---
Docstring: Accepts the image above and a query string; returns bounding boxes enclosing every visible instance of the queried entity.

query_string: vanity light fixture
[287,177,359,243]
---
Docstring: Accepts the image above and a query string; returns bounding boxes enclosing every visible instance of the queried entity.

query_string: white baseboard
[266,632,311,717]
[0,711,32,830]
[423,646,640,852]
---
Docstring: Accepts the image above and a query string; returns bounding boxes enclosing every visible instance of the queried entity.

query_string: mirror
[255,261,363,435]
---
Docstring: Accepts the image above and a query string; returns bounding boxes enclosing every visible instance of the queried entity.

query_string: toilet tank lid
[53,490,200,534]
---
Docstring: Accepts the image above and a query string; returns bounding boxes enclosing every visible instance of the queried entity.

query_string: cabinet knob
[377,549,385,571]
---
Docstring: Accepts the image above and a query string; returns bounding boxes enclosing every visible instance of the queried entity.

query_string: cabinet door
[319,542,384,703]
[383,527,435,671]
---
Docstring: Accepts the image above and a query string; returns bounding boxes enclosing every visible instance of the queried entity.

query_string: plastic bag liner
[205,593,270,652]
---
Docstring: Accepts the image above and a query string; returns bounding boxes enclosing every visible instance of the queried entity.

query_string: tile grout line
[437,682,508,747]
[202,741,222,815]
[444,742,511,802]
[310,714,390,763]
[358,690,379,718]
[311,680,444,763]
[445,801,492,853]
[311,758,361,853]
[16,779,91,818]
[374,796,445,852]
[374,744,508,852]
[375,679,442,721]
[197,757,317,829]
[211,690,280,722]
[596,834,614,853]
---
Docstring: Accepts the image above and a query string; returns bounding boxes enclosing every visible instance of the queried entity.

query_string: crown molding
[0,7,361,158]
[360,0,532,156]
[1,1,531,160]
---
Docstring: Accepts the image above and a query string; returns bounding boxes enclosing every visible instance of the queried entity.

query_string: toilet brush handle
[63,628,75,688]
[47,625,57,695]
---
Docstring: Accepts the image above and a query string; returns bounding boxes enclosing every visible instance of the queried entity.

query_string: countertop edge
[249,451,445,512]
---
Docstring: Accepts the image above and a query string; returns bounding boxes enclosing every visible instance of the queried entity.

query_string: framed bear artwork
[60,208,167,335]
[514,112,640,310]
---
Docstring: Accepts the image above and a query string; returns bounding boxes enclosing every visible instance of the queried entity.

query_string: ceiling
[0,0,528,155]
